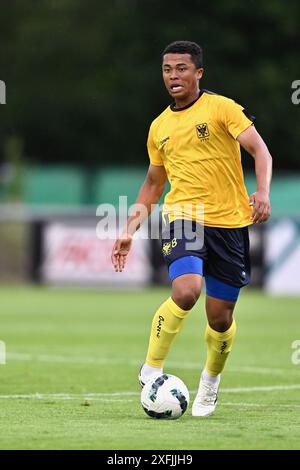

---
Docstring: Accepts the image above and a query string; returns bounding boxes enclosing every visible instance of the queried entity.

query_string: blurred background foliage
[0,0,299,171]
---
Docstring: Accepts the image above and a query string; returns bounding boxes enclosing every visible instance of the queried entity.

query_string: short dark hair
[162,41,203,68]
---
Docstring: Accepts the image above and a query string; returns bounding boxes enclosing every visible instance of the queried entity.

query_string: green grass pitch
[0,285,300,450]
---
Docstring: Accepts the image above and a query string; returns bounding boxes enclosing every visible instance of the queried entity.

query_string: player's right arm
[111,164,167,272]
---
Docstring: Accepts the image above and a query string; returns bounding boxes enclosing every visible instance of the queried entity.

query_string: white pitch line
[6,352,294,376]
[0,384,299,400]
[222,384,300,393]
[221,402,300,409]
[225,365,289,375]
[166,362,289,375]
[0,392,140,399]
[0,393,135,401]
[7,353,126,365]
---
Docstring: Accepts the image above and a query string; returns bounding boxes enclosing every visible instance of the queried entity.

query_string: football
[141,374,189,419]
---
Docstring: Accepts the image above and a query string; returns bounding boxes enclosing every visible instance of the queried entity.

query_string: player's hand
[111,233,133,272]
[249,190,271,224]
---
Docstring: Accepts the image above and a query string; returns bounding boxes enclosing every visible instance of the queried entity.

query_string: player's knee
[209,319,231,332]
[172,284,201,311]
[208,311,233,332]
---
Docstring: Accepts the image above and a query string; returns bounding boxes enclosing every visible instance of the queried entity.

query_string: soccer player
[111,41,272,416]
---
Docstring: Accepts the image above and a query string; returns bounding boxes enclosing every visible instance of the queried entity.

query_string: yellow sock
[204,319,237,376]
[145,297,191,368]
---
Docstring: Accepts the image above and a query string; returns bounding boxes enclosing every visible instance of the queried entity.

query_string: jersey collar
[170,90,204,112]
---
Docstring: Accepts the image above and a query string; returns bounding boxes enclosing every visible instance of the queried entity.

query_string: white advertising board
[265,219,300,295]
[42,222,152,285]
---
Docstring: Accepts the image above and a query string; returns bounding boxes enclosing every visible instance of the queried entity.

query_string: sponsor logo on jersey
[159,136,170,147]
[162,237,177,256]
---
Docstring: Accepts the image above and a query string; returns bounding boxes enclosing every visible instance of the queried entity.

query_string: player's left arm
[237,125,273,224]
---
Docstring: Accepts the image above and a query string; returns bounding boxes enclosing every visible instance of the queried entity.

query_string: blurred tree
[0,0,299,169]
[3,136,24,201]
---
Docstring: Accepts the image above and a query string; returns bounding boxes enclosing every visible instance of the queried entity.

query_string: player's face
[162,53,203,105]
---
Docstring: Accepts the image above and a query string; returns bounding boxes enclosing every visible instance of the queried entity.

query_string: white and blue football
[141,374,189,419]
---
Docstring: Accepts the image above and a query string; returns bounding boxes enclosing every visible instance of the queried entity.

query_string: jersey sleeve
[147,122,164,166]
[220,98,255,140]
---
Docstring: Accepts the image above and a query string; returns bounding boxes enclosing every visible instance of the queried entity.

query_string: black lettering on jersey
[159,136,170,147]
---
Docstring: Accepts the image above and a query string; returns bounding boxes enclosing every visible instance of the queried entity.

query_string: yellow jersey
[147,90,254,228]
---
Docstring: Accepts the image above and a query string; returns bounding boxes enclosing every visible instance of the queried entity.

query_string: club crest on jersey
[196,123,210,141]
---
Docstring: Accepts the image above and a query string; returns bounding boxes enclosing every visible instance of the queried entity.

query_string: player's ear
[196,68,204,80]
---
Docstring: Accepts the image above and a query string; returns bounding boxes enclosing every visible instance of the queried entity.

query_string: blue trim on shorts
[169,256,203,282]
[205,275,240,302]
